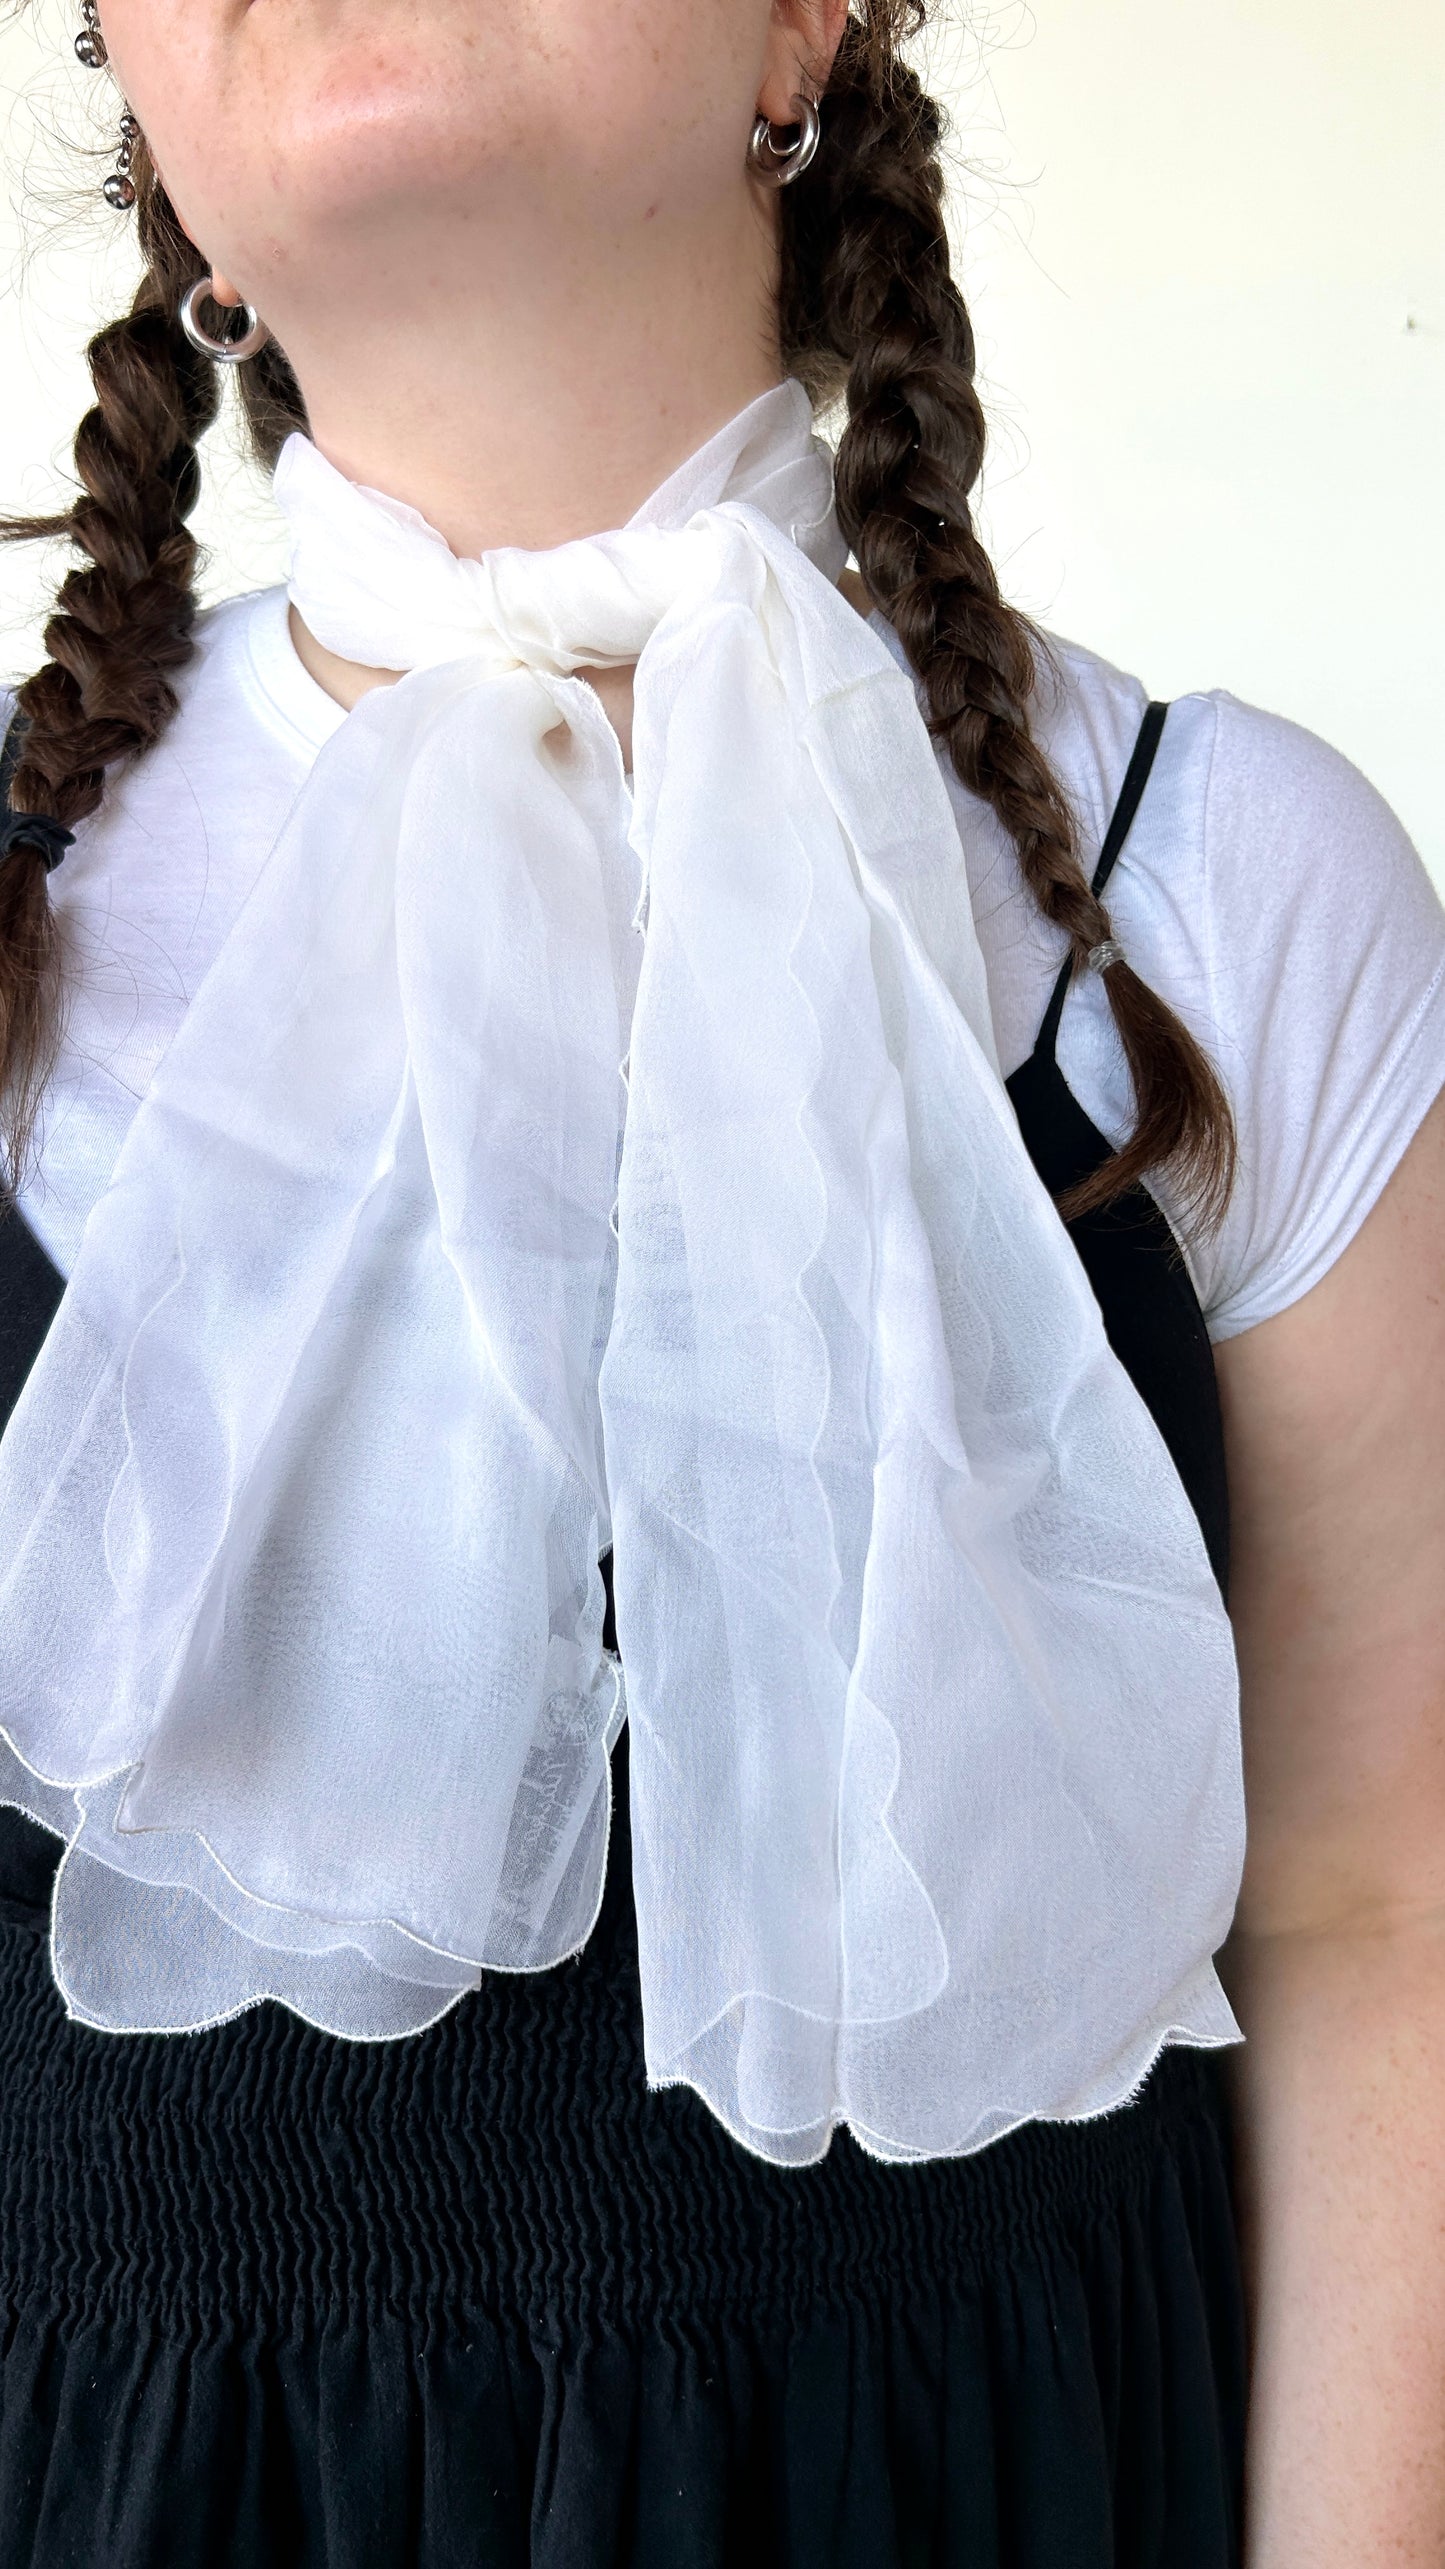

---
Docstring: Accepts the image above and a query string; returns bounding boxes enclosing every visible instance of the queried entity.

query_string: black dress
[0,704,1248,2567]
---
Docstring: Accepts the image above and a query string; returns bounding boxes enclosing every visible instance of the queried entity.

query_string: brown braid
[3,7,1232,1226]
[779,5,1235,1227]
[0,123,308,1187]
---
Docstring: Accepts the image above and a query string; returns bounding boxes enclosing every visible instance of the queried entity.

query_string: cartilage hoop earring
[75,0,107,69]
[104,112,139,211]
[179,278,270,365]
[747,90,821,188]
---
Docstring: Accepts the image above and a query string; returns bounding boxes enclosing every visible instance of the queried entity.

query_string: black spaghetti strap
[1031,699,1170,1067]
[1090,699,1168,901]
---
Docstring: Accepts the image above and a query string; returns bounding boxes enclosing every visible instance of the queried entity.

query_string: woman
[0,0,1442,2561]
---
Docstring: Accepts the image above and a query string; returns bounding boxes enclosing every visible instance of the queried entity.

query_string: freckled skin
[97,0,855,735]
[99,0,827,401]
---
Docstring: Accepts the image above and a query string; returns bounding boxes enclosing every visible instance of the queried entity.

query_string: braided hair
[3,1,1232,1223]
[782,3,1234,1226]
[0,132,307,1186]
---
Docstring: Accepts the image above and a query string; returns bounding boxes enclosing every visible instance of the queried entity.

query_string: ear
[756,0,851,125]
[159,181,240,304]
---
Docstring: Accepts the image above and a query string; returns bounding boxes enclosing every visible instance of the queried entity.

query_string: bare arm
[1214,1085,1445,2563]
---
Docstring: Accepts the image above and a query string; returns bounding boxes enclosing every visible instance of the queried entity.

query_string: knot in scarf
[280,385,846,680]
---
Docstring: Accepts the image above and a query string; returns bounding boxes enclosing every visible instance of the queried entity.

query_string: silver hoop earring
[747,91,822,188]
[179,278,270,365]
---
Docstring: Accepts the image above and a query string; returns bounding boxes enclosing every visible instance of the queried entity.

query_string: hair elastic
[1087,937,1126,974]
[0,810,75,876]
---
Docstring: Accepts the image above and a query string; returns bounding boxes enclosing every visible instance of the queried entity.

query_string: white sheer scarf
[0,380,1244,2165]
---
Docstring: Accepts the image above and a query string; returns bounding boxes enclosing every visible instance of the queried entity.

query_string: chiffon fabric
[0,378,1244,2167]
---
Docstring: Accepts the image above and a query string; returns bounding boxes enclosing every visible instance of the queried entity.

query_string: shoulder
[5,586,340,1278]
[876,603,1427,908]
[6,583,341,943]
[1060,665,1445,1337]
[1029,631,1421,889]
[147,582,343,773]
[4,584,335,786]
[8,582,335,972]
[870,607,1445,1337]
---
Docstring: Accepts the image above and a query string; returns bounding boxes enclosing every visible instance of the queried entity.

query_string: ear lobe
[756,0,848,124]
[159,180,233,300]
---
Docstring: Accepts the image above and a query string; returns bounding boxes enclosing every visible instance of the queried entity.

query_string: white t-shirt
[9,584,1445,1337]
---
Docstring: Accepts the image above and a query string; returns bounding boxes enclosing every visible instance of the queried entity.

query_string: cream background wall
[939,0,1443,881]
[2,0,1441,878]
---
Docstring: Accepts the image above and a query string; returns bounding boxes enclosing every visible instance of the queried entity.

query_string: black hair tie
[0,810,75,876]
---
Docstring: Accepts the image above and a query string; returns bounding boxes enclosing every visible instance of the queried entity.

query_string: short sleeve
[875,619,1445,1345]
[1175,692,1445,1339]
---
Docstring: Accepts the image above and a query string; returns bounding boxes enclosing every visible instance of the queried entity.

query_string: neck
[270,182,786,562]
[273,190,876,731]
